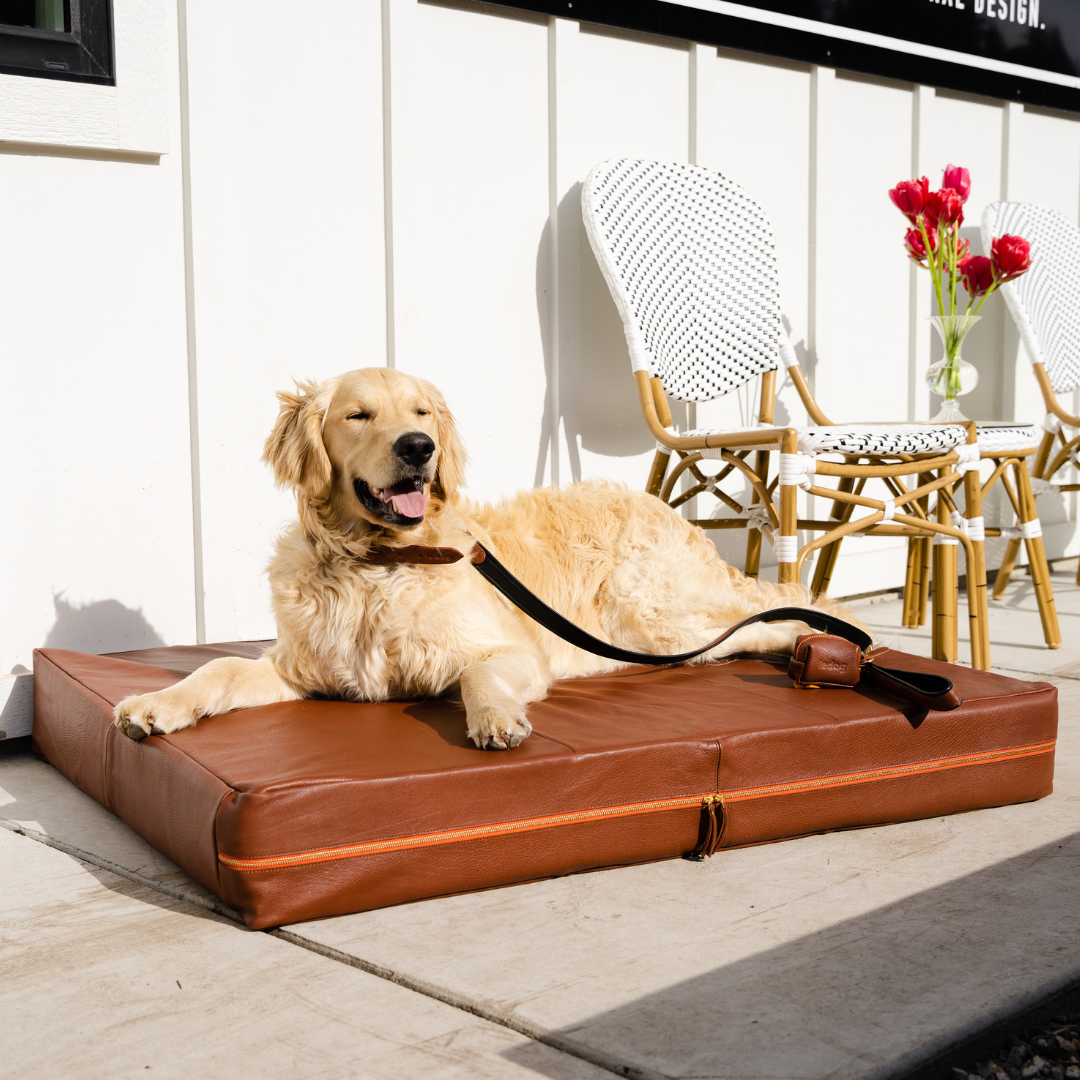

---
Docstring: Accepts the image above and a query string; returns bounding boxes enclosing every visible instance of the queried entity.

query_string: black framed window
[0,0,113,84]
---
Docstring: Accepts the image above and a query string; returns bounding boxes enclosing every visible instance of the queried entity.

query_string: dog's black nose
[394,432,435,467]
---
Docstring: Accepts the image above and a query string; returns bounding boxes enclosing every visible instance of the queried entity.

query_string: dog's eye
[347,411,371,421]
[416,409,429,417]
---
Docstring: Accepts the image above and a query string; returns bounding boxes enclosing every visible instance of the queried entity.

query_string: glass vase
[926,314,980,423]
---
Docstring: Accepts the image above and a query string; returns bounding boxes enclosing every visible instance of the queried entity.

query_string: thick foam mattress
[32,643,1057,929]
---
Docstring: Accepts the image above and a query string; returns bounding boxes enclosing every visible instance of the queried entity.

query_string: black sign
[497,0,1080,113]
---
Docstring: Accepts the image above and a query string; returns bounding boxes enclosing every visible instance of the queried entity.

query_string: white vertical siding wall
[4,0,1080,736]
[0,0,191,737]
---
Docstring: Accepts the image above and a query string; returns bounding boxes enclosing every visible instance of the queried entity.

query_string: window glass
[0,0,67,32]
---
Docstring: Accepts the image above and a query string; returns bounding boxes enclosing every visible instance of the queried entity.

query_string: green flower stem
[950,225,959,316]
[968,276,1003,319]
[920,218,946,317]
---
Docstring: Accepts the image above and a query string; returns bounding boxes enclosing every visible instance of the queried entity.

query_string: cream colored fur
[114,368,853,749]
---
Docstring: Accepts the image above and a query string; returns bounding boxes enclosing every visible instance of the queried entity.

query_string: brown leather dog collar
[365,543,486,565]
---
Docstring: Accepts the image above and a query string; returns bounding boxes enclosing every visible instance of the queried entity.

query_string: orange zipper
[218,791,708,871]
[719,740,1056,804]
[218,739,1054,872]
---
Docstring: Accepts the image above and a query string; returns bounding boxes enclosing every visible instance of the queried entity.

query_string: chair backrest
[981,201,1080,395]
[582,159,781,403]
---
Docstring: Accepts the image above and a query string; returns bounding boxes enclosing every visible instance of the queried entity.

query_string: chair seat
[685,422,1037,458]
[687,423,969,458]
[974,423,1039,453]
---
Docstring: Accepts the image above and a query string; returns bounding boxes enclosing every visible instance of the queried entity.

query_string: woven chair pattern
[582,159,780,402]
[974,423,1039,453]
[981,202,1080,395]
[682,424,970,457]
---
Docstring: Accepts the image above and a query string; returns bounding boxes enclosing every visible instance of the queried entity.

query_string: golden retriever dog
[114,368,848,749]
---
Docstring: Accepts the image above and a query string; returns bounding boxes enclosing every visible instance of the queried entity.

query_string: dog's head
[263,368,466,532]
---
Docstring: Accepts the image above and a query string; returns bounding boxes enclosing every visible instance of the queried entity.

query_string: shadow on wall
[43,593,166,655]
[533,185,688,487]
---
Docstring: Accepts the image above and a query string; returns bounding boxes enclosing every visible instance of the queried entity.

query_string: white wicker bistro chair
[980,200,1080,599]
[582,158,991,668]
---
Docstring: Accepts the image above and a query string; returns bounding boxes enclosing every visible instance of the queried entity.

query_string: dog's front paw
[113,690,200,742]
[467,706,533,750]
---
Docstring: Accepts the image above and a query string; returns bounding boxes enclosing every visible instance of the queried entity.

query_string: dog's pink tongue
[390,489,428,518]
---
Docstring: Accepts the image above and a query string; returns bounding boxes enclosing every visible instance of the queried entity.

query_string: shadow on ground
[504,830,1080,1080]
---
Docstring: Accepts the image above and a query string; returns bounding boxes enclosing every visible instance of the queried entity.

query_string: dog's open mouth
[355,476,428,525]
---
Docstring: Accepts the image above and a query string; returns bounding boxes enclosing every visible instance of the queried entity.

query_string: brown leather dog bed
[32,643,1057,929]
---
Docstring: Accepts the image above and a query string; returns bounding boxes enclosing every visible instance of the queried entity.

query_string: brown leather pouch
[786,633,964,711]
[787,633,863,689]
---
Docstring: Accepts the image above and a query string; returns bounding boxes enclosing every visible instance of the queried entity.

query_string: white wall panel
[815,73,913,424]
[565,24,690,490]
[0,3,190,737]
[0,148,191,666]
[185,0,387,642]
[404,0,550,500]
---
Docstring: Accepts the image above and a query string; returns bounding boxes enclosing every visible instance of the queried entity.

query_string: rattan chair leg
[911,474,934,627]
[1030,535,1062,647]
[1015,462,1062,649]
[903,536,929,627]
[963,467,990,671]
[646,449,672,498]
[809,477,856,597]
[992,538,1022,599]
[918,536,932,626]
[777,431,799,585]
[932,496,959,664]
[902,538,921,627]
[744,527,763,580]
[743,447,774,579]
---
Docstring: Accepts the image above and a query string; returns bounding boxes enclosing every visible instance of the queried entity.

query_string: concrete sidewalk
[3,566,1079,1080]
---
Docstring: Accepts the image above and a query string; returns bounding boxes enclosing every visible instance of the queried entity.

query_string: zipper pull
[689,794,724,860]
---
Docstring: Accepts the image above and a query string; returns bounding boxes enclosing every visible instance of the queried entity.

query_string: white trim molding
[0,0,169,153]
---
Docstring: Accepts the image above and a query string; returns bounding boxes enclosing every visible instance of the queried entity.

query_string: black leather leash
[366,541,961,710]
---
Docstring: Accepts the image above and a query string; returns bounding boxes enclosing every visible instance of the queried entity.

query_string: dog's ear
[424,382,467,501]
[262,380,333,500]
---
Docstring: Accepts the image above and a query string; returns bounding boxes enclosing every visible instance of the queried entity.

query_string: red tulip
[959,255,994,297]
[942,164,971,203]
[889,176,930,222]
[924,188,965,229]
[955,237,971,262]
[904,226,937,264]
[991,233,1032,281]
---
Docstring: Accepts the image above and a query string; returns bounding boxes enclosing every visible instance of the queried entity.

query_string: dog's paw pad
[470,712,532,751]
[114,712,151,741]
